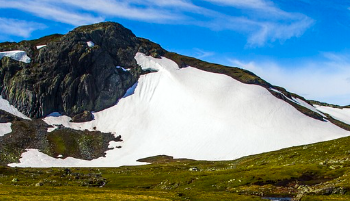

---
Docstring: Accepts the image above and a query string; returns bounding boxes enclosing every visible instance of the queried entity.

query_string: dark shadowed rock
[71,111,94,122]
[0,118,119,165]
[0,109,23,123]
[0,22,142,118]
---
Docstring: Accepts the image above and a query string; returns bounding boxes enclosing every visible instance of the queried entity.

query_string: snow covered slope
[0,50,31,63]
[0,96,30,119]
[0,123,11,137]
[314,105,350,125]
[9,53,350,167]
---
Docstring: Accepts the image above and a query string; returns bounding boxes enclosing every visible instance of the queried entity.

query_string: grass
[165,52,271,88]
[1,134,350,200]
[0,34,62,51]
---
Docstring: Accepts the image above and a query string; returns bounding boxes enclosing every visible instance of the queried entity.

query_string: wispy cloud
[229,53,350,105]
[203,0,314,46]
[193,48,215,59]
[58,0,181,22]
[0,17,45,39]
[0,0,103,26]
[0,0,313,46]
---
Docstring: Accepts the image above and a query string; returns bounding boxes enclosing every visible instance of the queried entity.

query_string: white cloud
[0,0,103,26]
[193,48,215,59]
[0,0,313,46]
[229,53,350,105]
[203,0,314,47]
[204,0,275,12]
[58,0,180,22]
[0,18,45,38]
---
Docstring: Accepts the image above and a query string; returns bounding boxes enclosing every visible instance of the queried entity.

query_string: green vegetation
[0,118,118,165]
[0,34,62,51]
[165,52,271,88]
[46,128,117,159]
[1,135,350,200]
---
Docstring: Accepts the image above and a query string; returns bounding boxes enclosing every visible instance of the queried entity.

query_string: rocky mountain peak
[0,22,143,118]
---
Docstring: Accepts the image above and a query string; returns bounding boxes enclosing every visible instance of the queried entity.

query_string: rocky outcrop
[0,22,142,118]
[0,109,22,123]
[0,119,119,165]
[71,111,94,122]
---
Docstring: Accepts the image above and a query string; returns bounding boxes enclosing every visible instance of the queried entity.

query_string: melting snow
[36,45,47,49]
[314,105,350,125]
[270,88,325,117]
[44,112,71,132]
[0,50,31,63]
[0,96,30,120]
[116,66,129,72]
[9,53,350,167]
[0,123,12,136]
[86,41,95,47]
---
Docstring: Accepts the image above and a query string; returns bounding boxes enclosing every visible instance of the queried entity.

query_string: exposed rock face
[0,119,119,165]
[71,111,94,122]
[0,109,22,123]
[0,22,142,118]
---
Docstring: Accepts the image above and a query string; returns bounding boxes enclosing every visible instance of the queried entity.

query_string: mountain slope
[0,22,349,167]
[7,53,350,167]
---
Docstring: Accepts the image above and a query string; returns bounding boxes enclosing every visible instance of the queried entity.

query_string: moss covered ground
[1,134,350,200]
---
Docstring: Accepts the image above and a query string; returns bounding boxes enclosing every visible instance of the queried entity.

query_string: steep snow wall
[10,53,350,167]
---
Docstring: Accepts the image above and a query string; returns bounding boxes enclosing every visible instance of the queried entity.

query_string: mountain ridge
[0,22,342,121]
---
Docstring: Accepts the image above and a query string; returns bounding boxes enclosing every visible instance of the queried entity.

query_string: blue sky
[0,0,350,105]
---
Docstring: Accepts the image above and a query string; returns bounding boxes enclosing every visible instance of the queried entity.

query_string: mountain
[0,22,349,167]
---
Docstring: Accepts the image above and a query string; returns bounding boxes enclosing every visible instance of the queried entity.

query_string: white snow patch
[314,105,350,125]
[0,96,30,119]
[0,123,12,136]
[0,50,31,63]
[86,41,95,47]
[43,112,72,132]
[134,52,179,71]
[36,45,46,49]
[10,53,350,167]
[108,141,123,149]
[116,66,129,72]
[270,88,325,117]
[292,98,326,117]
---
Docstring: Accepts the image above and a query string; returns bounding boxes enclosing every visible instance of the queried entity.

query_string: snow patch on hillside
[0,50,30,63]
[36,45,47,49]
[270,88,325,117]
[10,53,350,167]
[0,96,30,120]
[86,41,94,47]
[0,123,12,136]
[116,66,129,72]
[314,105,350,125]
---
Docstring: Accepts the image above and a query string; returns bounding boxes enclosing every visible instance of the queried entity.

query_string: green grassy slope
[1,135,350,200]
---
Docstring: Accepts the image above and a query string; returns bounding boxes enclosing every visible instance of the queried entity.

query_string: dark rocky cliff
[0,22,143,118]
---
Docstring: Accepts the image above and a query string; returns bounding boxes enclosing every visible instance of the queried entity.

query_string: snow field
[9,53,350,167]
